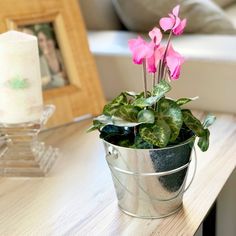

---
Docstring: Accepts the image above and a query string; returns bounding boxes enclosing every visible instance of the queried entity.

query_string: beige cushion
[213,0,235,8]
[225,3,236,27]
[112,0,236,34]
[79,0,122,30]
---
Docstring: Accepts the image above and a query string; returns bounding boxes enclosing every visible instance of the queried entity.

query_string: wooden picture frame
[0,0,105,127]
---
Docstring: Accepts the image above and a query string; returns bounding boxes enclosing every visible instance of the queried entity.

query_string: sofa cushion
[112,0,236,34]
[225,3,236,27]
[213,0,235,8]
[79,0,122,30]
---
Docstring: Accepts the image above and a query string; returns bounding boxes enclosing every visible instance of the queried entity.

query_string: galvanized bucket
[103,137,197,218]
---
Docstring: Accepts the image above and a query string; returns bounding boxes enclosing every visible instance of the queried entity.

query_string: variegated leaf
[198,129,210,152]
[152,80,171,97]
[157,98,183,142]
[103,93,127,116]
[137,110,155,124]
[112,116,141,127]
[182,109,205,137]
[132,96,159,108]
[114,105,140,122]
[203,114,216,128]
[176,96,199,106]
[139,120,171,147]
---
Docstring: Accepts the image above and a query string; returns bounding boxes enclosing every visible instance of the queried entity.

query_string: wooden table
[0,111,235,235]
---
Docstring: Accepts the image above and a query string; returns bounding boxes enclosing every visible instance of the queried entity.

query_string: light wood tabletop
[0,111,235,235]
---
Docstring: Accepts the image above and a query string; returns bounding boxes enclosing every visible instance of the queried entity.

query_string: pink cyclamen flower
[146,53,156,73]
[145,27,163,74]
[148,27,162,45]
[159,5,187,35]
[128,36,154,64]
[166,44,184,80]
[147,44,166,74]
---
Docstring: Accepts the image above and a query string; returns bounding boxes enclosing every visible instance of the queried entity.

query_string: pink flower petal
[155,45,165,64]
[132,47,145,64]
[172,5,180,17]
[167,44,181,58]
[173,19,187,35]
[159,17,175,31]
[173,16,181,29]
[166,56,180,79]
[147,54,156,73]
[149,27,162,45]
[128,37,155,65]
[146,41,155,58]
[166,44,184,80]
[128,36,145,51]
[159,5,186,35]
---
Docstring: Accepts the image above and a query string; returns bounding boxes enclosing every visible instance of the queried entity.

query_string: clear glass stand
[0,105,58,177]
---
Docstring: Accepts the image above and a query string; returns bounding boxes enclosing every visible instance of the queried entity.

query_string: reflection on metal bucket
[103,137,197,219]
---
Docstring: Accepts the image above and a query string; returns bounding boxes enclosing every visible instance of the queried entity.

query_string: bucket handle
[183,146,197,193]
[106,147,197,177]
[106,146,197,202]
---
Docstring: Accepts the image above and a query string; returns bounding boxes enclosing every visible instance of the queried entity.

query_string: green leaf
[133,134,154,149]
[124,91,140,97]
[87,125,99,133]
[111,93,127,104]
[182,109,205,137]
[132,81,171,108]
[137,110,155,124]
[94,114,112,124]
[198,129,210,152]
[176,97,199,106]
[152,80,171,97]
[103,93,127,116]
[139,120,171,147]
[87,120,104,132]
[103,103,120,116]
[132,96,159,108]
[137,91,151,98]
[203,114,216,128]
[114,105,140,122]
[112,116,141,127]
[117,139,133,147]
[157,99,183,142]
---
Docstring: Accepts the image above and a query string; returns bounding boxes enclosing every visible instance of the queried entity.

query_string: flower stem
[152,73,156,89]
[163,66,168,80]
[157,61,161,84]
[142,60,147,98]
[160,30,173,79]
[157,62,161,84]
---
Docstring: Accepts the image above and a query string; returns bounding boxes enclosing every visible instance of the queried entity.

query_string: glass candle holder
[0,105,58,177]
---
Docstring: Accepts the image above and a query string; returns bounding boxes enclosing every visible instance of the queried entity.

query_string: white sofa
[80,0,236,114]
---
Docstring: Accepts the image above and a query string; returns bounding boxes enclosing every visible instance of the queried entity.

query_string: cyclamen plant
[89,5,215,151]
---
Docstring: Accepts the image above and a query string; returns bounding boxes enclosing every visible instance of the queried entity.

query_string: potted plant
[89,5,215,218]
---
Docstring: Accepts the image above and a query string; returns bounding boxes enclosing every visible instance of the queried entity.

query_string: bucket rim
[102,135,196,151]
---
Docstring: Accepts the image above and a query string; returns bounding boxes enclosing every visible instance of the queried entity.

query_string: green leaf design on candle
[7,75,29,89]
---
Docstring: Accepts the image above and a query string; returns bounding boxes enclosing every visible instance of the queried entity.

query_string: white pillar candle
[0,30,43,124]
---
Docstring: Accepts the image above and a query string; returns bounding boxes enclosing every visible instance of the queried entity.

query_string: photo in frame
[20,23,69,91]
[0,0,105,127]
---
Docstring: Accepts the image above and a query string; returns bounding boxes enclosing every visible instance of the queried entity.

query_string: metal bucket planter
[103,137,197,219]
